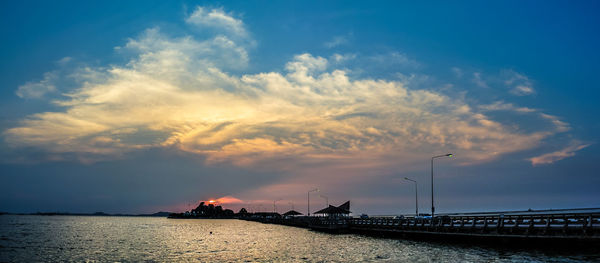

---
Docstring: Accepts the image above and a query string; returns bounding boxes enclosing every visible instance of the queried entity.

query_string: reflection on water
[0,215,597,262]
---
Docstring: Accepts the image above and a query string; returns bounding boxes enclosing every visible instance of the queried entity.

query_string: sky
[1,1,599,215]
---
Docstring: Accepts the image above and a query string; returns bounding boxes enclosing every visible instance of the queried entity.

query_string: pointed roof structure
[313,201,351,215]
[283,210,303,216]
[338,201,350,211]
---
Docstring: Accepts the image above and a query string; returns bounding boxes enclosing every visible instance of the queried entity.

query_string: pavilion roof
[283,210,303,216]
[314,201,351,215]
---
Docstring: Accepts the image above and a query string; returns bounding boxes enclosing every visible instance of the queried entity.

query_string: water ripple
[0,215,598,262]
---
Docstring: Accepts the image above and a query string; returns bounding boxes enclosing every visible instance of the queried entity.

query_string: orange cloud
[208,195,244,205]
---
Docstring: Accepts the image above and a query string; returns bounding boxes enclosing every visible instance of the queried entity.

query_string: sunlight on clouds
[529,141,590,166]
[212,195,244,204]
[4,6,572,170]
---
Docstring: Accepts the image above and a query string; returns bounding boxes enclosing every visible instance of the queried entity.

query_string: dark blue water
[0,215,597,262]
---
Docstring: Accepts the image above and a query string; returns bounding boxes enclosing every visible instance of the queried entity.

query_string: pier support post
[497,215,503,234]
[527,216,534,235]
[563,215,569,235]
[483,217,488,233]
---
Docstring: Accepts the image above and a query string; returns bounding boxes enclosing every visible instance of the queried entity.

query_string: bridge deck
[247,209,600,247]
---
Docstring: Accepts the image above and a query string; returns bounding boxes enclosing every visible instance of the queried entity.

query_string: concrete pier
[243,208,600,248]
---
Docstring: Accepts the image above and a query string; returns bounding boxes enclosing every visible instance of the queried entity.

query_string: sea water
[0,215,597,262]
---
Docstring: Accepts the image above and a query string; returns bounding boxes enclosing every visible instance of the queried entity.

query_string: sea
[0,215,598,262]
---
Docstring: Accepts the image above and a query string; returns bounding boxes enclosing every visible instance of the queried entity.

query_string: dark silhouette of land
[167,201,306,219]
[168,202,237,218]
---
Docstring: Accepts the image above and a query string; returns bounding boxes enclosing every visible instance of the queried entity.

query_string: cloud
[529,141,591,166]
[504,70,535,96]
[186,6,247,39]
[479,101,536,113]
[205,195,244,205]
[512,85,534,95]
[539,113,570,133]
[368,52,419,68]
[57,56,72,65]
[451,67,463,78]
[4,6,573,174]
[324,35,349,48]
[15,72,58,99]
[330,53,356,64]
[122,27,249,70]
[472,72,489,89]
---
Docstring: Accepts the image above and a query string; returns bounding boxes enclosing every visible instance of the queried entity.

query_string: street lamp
[320,194,329,207]
[308,188,319,216]
[288,202,294,211]
[431,153,453,218]
[273,198,282,213]
[404,177,418,217]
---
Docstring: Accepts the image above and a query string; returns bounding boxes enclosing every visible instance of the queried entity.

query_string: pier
[243,208,600,247]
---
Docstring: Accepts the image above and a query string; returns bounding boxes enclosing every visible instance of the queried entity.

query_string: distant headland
[168,201,241,219]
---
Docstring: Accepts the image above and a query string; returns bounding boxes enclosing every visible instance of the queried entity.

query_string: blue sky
[1,1,599,214]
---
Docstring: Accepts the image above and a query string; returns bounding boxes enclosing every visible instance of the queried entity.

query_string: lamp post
[289,202,294,211]
[404,177,418,217]
[431,153,453,218]
[273,198,282,213]
[320,194,329,207]
[308,188,319,216]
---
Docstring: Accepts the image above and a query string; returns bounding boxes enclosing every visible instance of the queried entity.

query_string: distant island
[168,201,323,220]
[168,201,240,219]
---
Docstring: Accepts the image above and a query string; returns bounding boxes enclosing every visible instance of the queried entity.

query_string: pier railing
[242,209,600,246]
[349,211,600,237]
